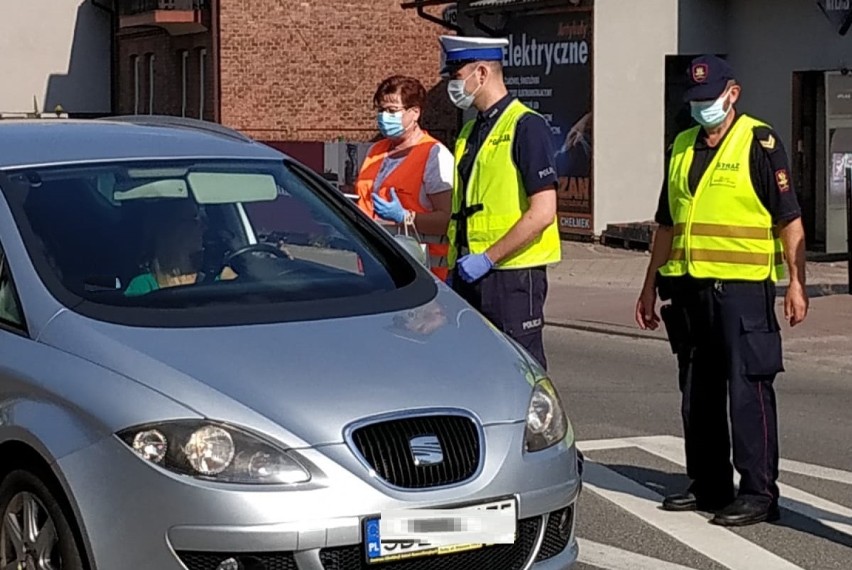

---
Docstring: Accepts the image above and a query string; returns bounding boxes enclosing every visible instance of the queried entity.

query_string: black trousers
[451,266,549,370]
[662,278,783,506]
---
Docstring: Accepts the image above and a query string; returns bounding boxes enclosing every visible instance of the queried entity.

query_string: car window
[2,159,434,327]
[0,251,24,330]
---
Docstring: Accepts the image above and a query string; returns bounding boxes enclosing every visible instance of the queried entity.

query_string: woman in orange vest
[355,75,453,281]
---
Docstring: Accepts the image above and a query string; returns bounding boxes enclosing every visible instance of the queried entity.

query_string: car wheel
[0,469,85,570]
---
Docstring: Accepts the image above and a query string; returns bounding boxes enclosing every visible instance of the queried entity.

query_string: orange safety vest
[355,132,450,280]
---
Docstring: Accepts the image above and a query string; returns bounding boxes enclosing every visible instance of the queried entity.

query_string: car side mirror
[393,235,428,268]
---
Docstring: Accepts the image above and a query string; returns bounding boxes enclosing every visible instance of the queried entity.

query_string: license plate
[363,498,517,564]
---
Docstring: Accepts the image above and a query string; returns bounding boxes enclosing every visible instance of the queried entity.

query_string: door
[792,71,823,250]
[824,72,852,254]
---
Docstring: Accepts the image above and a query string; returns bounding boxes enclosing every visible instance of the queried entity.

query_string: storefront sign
[501,6,594,238]
[818,0,852,35]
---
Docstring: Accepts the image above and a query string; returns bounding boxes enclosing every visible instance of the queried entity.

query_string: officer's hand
[785,281,809,327]
[635,286,660,330]
[458,253,494,283]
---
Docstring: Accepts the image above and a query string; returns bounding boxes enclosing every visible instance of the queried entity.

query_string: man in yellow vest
[635,55,809,527]
[438,35,562,371]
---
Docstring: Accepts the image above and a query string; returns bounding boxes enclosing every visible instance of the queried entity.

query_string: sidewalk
[546,241,852,371]
[549,242,851,295]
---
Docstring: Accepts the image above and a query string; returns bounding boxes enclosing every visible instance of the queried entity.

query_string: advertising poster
[501,6,594,238]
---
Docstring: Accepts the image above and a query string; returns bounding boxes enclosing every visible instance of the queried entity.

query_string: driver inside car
[124,199,237,297]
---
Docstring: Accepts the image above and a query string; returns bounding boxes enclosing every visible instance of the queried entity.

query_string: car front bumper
[56,422,581,570]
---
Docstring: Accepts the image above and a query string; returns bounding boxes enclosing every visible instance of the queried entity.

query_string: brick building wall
[218,0,459,147]
[117,28,214,121]
[116,1,459,150]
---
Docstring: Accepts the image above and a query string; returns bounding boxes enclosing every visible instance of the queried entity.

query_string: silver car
[0,117,581,570]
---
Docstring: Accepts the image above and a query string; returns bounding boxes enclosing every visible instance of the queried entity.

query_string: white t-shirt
[373,142,454,211]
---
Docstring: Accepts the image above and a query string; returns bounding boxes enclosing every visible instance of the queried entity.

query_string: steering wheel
[225,242,291,268]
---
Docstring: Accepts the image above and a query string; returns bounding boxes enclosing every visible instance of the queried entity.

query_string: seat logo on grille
[409,434,444,466]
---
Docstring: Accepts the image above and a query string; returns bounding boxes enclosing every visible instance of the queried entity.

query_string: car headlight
[117,421,311,484]
[524,378,573,452]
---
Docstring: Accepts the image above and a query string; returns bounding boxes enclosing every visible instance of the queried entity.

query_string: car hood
[37,289,539,447]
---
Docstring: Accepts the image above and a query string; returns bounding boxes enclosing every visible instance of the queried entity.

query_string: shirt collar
[479,94,513,122]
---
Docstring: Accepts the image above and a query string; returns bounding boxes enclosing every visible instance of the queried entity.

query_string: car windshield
[2,158,431,326]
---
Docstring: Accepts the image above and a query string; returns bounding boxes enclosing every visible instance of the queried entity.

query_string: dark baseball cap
[683,55,736,102]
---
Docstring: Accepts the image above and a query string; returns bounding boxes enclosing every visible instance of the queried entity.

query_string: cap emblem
[692,63,709,83]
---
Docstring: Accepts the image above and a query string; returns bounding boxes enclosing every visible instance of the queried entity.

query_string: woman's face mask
[690,88,732,128]
[377,110,406,138]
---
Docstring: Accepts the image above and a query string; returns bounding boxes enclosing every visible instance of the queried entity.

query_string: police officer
[636,55,809,526]
[438,35,561,371]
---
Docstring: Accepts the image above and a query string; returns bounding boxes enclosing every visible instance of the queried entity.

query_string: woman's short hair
[373,75,427,111]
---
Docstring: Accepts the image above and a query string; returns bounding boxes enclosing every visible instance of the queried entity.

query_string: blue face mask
[377,111,405,138]
[690,90,730,128]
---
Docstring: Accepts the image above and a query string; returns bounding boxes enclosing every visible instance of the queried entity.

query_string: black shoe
[662,492,732,512]
[709,498,781,527]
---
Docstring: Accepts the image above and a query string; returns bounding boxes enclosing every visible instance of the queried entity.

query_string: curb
[776,283,848,298]
[546,320,668,342]
[547,281,850,341]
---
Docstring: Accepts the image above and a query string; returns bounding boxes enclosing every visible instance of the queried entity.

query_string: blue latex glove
[373,188,406,223]
[458,253,494,283]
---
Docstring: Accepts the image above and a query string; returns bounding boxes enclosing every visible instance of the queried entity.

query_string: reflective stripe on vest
[447,99,561,270]
[354,132,450,280]
[658,114,786,282]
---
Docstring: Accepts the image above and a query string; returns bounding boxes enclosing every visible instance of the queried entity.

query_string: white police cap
[439,35,508,75]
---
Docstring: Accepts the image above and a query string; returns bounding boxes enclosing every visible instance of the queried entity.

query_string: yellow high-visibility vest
[659,114,786,282]
[447,99,561,270]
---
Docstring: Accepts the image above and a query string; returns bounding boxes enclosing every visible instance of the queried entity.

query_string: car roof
[0,116,285,170]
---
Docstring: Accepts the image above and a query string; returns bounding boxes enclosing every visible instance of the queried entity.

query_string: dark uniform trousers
[662,277,783,506]
[452,266,549,370]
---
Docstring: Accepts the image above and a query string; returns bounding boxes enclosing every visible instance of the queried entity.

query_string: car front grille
[535,506,575,561]
[350,414,480,489]
[176,551,297,570]
[319,516,541,570]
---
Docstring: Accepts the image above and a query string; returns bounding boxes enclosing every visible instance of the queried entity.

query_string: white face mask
[690,89,731,128]
[447,70,482,110]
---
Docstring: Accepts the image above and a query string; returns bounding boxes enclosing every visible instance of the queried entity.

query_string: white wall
[0,0,111,114]
[593,0,679,232]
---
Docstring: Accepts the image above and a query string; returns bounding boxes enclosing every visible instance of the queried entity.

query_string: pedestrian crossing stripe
[576,435,852,570]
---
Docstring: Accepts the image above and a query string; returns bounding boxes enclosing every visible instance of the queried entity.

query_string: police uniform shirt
[457,94,558,197]
[655,114,802,227]
[456,94,558,250]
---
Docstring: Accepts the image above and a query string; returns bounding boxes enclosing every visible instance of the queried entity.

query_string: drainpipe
[92,0,119,116]
[211,0,221,123]
[401,1,462,33]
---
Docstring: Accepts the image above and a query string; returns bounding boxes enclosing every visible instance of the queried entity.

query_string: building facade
[0,0,112,117]
[111,0,852,253]
[114,0,459,190]
[407,0,852,254]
